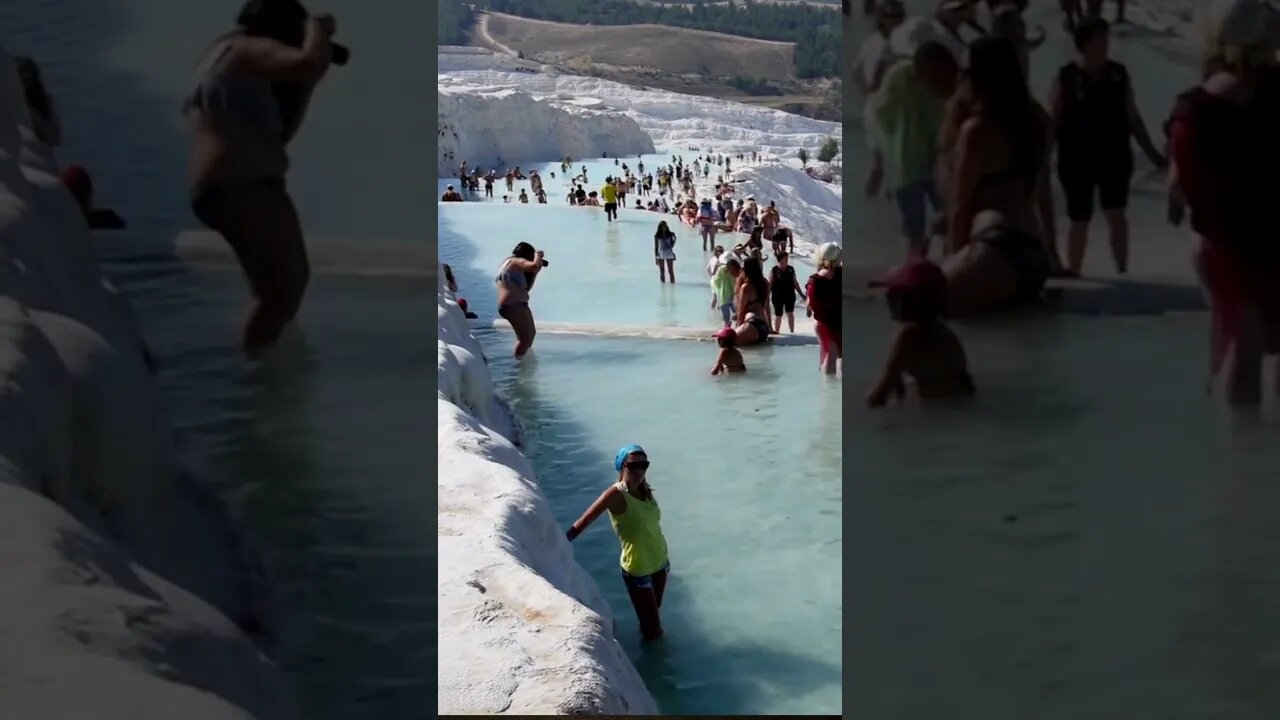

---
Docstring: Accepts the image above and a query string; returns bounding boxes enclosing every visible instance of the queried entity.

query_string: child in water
[866,261,974,407]
[711,327,746,375]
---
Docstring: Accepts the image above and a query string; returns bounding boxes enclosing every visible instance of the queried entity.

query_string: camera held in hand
[540,256,550,268]
[330,42,350,66]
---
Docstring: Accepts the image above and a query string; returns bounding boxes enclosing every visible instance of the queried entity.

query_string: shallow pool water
[442,164,842,714]
[847,297,1280,719]
[440,198,815,332]
[479,330,842,715]
[846,5,1280,716]
[108,259,434,716]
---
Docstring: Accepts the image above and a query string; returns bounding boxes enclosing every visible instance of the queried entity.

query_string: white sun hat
[817,242,843,263]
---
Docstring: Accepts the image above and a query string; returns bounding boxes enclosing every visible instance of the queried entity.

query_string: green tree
[817,137,839,163]
[437,0,476,45]
[797,148,809,167]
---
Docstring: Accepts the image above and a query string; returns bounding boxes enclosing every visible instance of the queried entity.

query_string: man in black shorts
[1048,18,1164,275]
[769,252,806,334]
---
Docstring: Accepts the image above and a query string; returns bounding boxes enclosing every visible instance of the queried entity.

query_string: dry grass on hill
[477,11,797,82]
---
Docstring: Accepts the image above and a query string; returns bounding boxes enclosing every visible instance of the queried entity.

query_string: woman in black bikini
[942,36,1053,316]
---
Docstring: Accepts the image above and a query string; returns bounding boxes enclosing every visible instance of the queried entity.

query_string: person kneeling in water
[566,446,670,641]
[711,326,746,375]
[866,260,974,407]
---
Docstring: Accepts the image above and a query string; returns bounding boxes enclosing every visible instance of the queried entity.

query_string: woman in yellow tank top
[566,445,670,641]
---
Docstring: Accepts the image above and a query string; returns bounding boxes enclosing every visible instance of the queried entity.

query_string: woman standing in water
[1167,0,1280,405]
[566,445,670,641]
[654,220,677,283]
[808,243,843,375]
[495,242,546,358]
[941,36,1053,316]
[184,0,336,355]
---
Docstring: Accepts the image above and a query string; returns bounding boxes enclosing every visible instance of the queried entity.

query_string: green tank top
[608,482,668,576]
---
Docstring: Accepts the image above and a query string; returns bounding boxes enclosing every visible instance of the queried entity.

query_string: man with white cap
[933,0,986,62]
[875,20,963,257]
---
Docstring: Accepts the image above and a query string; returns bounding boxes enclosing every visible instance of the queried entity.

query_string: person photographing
[495,242,548,358]
[183,0,349,356]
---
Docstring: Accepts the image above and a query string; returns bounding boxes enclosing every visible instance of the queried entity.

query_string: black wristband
[566,526,579,542]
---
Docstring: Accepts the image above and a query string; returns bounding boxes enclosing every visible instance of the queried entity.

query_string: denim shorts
[719,301,736,325]
[894,179,941,252]
[621,560,670,590]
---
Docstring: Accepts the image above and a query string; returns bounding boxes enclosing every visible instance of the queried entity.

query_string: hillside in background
[436,0,839,79]
[480,13,797,81]
[439,0,840,121]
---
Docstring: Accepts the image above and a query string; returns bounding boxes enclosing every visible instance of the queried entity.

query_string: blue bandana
[614,444,646,471]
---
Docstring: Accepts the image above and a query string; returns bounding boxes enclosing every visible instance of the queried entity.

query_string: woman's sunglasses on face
[625,461,651,470]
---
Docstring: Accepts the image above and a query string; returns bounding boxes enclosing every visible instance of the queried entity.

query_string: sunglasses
[624,461,651,470]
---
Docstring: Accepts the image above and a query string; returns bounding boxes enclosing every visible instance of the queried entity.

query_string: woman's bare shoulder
[957,115,987,146]
[602,484,627,512]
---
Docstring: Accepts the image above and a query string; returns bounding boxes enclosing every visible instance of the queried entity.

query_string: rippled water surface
[3,1,431,717]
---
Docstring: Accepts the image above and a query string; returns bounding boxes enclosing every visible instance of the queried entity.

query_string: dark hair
[1072,17,1109,51]
[967,36,1045,190]
[776,251,789,260]
[13,56,52,119]
[748,226,764,247]
[238,0,308,47]
[742,257,769,302]
[655,221,672,237]
[914,41,958,71]
[772,228,790,243]
[511,242,536,261]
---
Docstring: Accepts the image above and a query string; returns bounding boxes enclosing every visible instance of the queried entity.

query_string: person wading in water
[566,446,671,641]
[184,0,339,355]
[1049,17,1165,275]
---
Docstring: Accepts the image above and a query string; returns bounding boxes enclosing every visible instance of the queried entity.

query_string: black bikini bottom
[976,226,1050,303]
